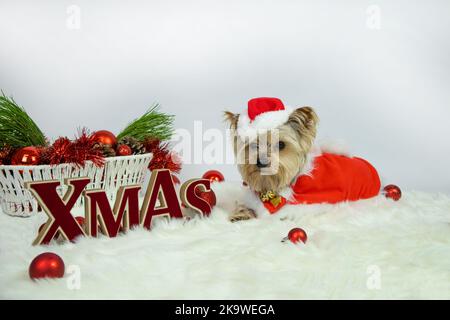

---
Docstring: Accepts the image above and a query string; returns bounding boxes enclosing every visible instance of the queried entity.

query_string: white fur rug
[0,182,449,299]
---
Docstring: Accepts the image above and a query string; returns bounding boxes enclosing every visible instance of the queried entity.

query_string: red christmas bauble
[29,252,65,280]
[285,228,308,244]
[116,144,132,156]
[383,184,402,201]
[11,146,41,165]
[91,130,117,147]
[171,174,181,185]
[75,216,85,227]
[195,187,216,215]
[202,170,224,183]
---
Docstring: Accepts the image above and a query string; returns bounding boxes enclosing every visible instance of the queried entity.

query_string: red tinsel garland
[68,129,105,167]
[143,138,182,173]
[41,129,105,167]
[41,137,71,165]
[3,133,180,171]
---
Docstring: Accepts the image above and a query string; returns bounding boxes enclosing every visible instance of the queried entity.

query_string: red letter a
[140,169,183,229]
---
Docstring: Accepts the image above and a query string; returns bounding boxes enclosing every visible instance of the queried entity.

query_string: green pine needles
[0,92,173,149]
[0,93,47,147]
[117,104,174,141]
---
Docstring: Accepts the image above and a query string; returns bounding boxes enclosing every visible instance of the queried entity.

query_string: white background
[1,0,449,193]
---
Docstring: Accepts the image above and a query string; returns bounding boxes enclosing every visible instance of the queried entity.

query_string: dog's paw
[229,205,256,222]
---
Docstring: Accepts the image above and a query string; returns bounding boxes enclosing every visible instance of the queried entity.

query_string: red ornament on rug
[195,187,216,215]
[29,252,65,280]
[91,130,117,148]
[116,144,132,156]
[11,146,41,165]
[383,184,402,201]
[283,228,308,244]
[202,170,224,183]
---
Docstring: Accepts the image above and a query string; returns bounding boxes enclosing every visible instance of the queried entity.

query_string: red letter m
[83,185,141,237]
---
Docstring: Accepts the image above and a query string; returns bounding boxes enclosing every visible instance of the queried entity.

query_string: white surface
[0,1,449,193]
[0,182,449,299]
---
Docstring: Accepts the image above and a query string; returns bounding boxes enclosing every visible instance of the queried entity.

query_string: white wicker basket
[0,153,152,217]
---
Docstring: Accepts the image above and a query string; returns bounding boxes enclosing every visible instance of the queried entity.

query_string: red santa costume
[236,97,381,214]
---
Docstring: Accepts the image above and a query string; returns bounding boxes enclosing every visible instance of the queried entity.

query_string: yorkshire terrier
[224,97,381,222]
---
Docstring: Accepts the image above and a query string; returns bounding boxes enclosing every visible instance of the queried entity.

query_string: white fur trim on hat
[236,106,293,140]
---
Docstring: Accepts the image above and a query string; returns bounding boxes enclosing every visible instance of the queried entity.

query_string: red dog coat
[262,153,381,213]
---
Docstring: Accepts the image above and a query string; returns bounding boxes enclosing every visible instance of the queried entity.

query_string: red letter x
[26,178,90,245]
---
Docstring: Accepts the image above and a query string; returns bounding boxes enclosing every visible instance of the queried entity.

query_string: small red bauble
[91,130,117,147]
[29,252,65,280]
[383,184,402,201]
[11,146,41,165]
[172,174,181,185]
[116,144,132,156]
[283,227,308,244]
[195,187,216,215]
[202,170,224,183]
[75,216,85,227]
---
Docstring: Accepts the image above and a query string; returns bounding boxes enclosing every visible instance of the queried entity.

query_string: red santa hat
[236,97,293,139]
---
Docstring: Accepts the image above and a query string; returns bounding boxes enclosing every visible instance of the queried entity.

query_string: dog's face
[225,107,318,193]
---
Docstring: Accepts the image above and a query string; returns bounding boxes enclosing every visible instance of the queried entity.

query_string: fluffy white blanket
[0,182,449,299]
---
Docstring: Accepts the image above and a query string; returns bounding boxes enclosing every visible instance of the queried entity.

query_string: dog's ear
[224,111,240,131]
[287,106,319,137]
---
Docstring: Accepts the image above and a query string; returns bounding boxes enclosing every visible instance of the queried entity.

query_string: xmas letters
[26,169,211,245]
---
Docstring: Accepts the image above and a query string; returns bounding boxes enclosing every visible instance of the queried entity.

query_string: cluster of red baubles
[6,130,132,167]
[1,130,184,177]
[92,130,127,156]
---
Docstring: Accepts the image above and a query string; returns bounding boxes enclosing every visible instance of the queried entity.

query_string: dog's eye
[278,141,286,150]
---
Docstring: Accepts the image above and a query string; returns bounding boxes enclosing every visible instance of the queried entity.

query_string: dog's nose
[257,158,269,168]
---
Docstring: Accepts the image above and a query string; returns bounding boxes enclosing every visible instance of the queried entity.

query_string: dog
[224,97,381,222]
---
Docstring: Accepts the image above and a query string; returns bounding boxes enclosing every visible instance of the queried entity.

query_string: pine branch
[117,104,174,141]
[0,92,47,147]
